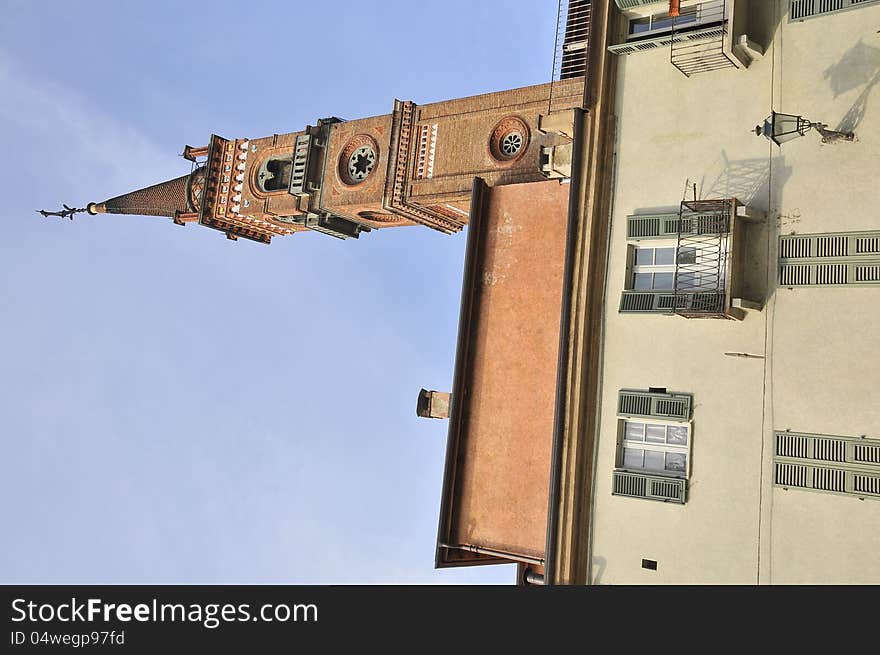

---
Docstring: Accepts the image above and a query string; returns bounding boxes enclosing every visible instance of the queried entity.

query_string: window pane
[678,247,697,264]
[653,273,674,289]
[629,17,651,35]
[625,422,645,442]
[635,248,654,265]
[644,450,665,471]
[652,15,674,31]
[677,7,698,25]
[645,424,666,444]
[667,425,688,445]
[678,272,698,289]
[665,453,687,473]
[623,448,644,468]
[634,273,653,290]
[655,247,675,265]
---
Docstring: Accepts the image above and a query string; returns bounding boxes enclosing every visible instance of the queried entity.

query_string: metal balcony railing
[549,0,592,113]
[670,0,736,77]
[672,199,734,318]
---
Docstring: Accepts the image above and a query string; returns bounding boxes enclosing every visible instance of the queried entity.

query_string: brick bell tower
[75,78,583,245]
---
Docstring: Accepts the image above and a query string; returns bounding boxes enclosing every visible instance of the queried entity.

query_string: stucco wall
[590,0,880,584]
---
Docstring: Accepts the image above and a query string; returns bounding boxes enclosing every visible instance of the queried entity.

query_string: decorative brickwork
[489,116,530,164]
[358,211,403,224]
[100,173,191,217]
[81,78,585,243]
[338,134,380,186]
[383,100,466,234]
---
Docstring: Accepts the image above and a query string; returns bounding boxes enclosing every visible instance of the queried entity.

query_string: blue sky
[0,0,558,583]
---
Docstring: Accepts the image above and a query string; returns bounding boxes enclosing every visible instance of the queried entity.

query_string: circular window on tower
[186,165,207,212]
[489,116,530,164]
[339,135,380,185]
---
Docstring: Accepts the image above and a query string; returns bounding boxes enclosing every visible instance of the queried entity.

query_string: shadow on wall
[745,0,783,52]
[591,556,606,584]
[704,150,791,210]
[824,39,880,133]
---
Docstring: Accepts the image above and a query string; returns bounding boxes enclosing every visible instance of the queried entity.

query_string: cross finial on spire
[35,204,88,220]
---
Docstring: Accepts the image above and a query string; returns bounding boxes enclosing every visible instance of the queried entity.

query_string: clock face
[188,166,207,211]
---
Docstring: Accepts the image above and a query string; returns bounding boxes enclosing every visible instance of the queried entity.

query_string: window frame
[625,3,706,41]
[625,241,726,292]
[616,418,693,479]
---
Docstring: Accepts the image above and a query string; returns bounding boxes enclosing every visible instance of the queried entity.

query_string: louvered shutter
[618,389,692,421]
[626,213,680,240]
[773,431,880,500]
[778,231,880,287]
[288,134,311,196]
[612,471,688,504]
[790,0,880,22]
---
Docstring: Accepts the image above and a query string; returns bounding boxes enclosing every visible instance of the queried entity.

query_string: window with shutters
[627,4,699,38]
[778,231,880,287]
[612,389,693,504]
[609,1,730,58]
[619,420,690,476]
[628,243,716,291]
[620,200,763,319]
[789,0,880,22]
[773,430,880,500]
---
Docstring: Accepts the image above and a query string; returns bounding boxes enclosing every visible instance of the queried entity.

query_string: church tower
[78,78,584,244]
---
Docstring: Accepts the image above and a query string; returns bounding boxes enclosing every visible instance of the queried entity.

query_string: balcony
[609,0,750,76]
[620,198,764,320]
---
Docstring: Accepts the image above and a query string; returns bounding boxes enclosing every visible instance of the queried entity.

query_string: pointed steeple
[86,172,194,218]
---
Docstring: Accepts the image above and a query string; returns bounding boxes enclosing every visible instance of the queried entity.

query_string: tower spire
[86,171,196,218]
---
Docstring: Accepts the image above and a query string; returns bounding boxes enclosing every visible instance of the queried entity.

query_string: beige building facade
[49,0,878,585]
[587,0,880,584]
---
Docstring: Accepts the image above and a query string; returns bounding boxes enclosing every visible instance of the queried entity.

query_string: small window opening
[258,157,294,192]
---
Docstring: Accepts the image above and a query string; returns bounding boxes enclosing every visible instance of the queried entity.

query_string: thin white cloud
[0,50,179,197]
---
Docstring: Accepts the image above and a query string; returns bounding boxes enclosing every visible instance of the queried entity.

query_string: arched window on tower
[257,155,294,193]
